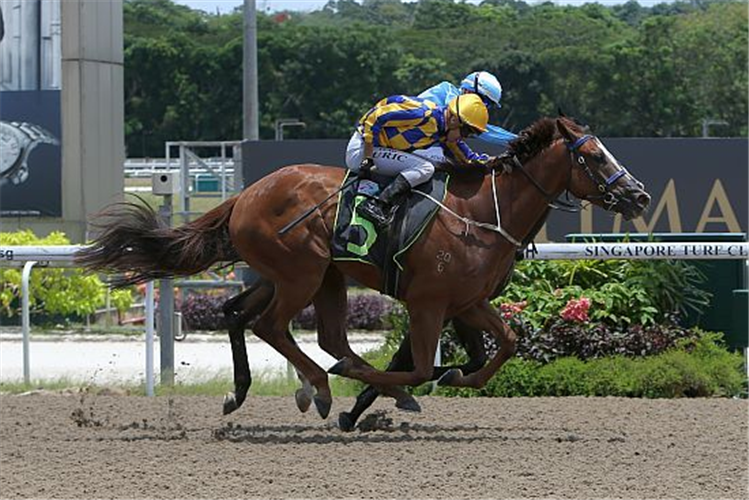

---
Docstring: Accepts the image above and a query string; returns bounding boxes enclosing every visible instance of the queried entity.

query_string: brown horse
[76,117,650,420]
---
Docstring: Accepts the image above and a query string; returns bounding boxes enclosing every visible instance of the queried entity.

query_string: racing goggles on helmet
[473,73,500,110]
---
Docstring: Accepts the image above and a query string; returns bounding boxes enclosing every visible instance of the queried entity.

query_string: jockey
[345,93,494,228]
[418,71,517,146]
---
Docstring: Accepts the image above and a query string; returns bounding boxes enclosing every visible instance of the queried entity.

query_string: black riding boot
[358,174,412,229]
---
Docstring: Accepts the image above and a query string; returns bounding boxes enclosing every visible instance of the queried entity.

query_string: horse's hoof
[295,388,312,413]
[437,368,464,387]
[328,358,349,376]
[222,392,240,415]
[395,395,421,413]
[338,412,356,432]
[314,394,332,419]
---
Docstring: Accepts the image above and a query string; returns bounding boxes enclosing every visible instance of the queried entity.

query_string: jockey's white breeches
[344,132,445,187]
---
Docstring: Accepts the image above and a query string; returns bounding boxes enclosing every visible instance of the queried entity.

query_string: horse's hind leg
[253,280,334,419]
[222,278,274,415]
[312,268,418,418]
[338,317,488,431]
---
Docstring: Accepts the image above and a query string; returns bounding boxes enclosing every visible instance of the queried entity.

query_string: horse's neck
[497,141,571,245]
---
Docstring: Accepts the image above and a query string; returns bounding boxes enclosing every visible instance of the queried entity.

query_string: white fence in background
[1,241,747,394]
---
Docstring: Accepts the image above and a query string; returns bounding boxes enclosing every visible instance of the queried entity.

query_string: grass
[0,370,364,397]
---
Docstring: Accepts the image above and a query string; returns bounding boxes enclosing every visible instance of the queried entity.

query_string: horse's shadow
[210,421,606,446]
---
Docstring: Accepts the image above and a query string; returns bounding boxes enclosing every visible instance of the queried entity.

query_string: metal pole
[220,143,227,200]
[21,0,40,90]
[179,144,190,222]
[145,281,155,397]
[158,194,175,386]
[21,261,37,385]
[243,0,259,141]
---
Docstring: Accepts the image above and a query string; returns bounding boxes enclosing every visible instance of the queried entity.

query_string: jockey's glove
[358,157,375,179]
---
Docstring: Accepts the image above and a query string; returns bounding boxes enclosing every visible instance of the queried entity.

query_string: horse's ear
[557,107,567,118]
[556,118,576,142]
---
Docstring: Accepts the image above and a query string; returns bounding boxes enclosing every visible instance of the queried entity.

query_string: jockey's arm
[477,123,518,147]
[444,139,493,168]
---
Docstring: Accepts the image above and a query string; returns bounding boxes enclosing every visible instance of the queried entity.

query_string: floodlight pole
[243,0,259,141]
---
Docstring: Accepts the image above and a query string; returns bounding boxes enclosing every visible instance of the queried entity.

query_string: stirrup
[358,199,392,228]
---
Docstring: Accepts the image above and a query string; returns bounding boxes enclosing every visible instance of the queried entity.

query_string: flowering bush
[559,297,591,323]
[499,301,527,320]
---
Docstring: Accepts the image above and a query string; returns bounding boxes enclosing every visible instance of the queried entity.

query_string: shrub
[0,230,133,324]
[181,293,229,331]
[180,290,396,331]
[500,258,711,329]
[292,292,395,331]
[436,331,746,398]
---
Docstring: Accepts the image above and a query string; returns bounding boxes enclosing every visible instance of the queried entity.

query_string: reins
[412,171,524,247]
[417,132,635,249]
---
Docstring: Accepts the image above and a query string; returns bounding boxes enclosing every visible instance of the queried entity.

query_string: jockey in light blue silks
[418,71,517,147]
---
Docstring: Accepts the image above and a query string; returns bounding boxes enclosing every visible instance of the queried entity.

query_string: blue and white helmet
[460,71,503,109]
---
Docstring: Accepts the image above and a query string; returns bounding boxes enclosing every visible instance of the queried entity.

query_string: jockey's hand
[358,157,375,179]
[487,153,510,173]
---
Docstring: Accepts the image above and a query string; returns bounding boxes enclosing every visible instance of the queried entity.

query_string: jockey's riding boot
[358,175,412,229]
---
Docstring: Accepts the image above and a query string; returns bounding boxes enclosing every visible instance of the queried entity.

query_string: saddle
[331,170,449,298]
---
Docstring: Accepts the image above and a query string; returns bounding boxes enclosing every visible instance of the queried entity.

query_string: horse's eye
[593,153,606,164]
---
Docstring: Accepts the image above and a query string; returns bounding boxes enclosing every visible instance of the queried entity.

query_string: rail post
[145,281,155,397]
[21,261,37,384]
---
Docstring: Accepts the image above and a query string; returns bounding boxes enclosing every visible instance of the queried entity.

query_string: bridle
[506,134,642,213]
[413,131,643,249]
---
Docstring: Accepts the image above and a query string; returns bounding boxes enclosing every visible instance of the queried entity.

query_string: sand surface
[1,394,746,499]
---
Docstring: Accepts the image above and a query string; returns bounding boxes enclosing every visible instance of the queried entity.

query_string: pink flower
[499,301,527,320]
[560,297,591,323]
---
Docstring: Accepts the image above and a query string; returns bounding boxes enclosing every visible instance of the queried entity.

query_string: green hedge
[0,231,134,323]
[434,333,746,398]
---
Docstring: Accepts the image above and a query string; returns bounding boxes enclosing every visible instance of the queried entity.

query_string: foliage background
[123,0,748,156]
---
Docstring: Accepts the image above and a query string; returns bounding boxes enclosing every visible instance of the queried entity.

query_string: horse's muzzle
[619,188,651,220]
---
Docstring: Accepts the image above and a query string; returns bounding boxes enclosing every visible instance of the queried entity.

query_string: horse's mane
[505,116,585,164]
[439,116,585,176]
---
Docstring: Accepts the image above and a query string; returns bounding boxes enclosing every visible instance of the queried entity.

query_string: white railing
[124,158,236,178]
[2,241,747,392]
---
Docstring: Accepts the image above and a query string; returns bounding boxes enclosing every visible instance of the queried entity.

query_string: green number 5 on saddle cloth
[331,170,449,297]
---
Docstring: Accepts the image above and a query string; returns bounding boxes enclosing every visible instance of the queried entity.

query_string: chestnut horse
[76,117,650,420]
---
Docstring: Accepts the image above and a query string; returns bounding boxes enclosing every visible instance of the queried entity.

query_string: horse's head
[556,118,650,220]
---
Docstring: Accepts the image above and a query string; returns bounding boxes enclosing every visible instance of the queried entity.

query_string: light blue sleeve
[478,123,518,147]
[417,82,460,107]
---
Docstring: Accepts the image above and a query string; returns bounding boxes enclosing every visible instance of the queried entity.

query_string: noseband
[566,134,631,211]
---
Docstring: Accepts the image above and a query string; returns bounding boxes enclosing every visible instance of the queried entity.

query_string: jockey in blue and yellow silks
[345,93,495,228]
[419,71,517,147]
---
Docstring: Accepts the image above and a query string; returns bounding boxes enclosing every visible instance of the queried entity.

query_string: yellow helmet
[448,94,489,133]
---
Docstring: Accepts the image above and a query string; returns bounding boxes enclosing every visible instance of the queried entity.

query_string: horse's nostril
[635,193,651,209]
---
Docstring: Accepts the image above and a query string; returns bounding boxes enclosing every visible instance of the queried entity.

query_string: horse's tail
[75,195,240,288]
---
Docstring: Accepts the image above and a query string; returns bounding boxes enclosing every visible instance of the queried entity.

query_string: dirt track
[0,394,746,499]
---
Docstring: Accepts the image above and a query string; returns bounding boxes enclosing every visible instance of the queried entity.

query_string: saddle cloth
[331,170,449,298]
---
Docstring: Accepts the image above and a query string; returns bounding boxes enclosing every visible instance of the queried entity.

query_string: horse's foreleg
[221,278,274,415]
[313,268,418,415]
[329,304,444,388]
[437,300,516,389]
[338,330,416,431]
[339,318,488,431]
